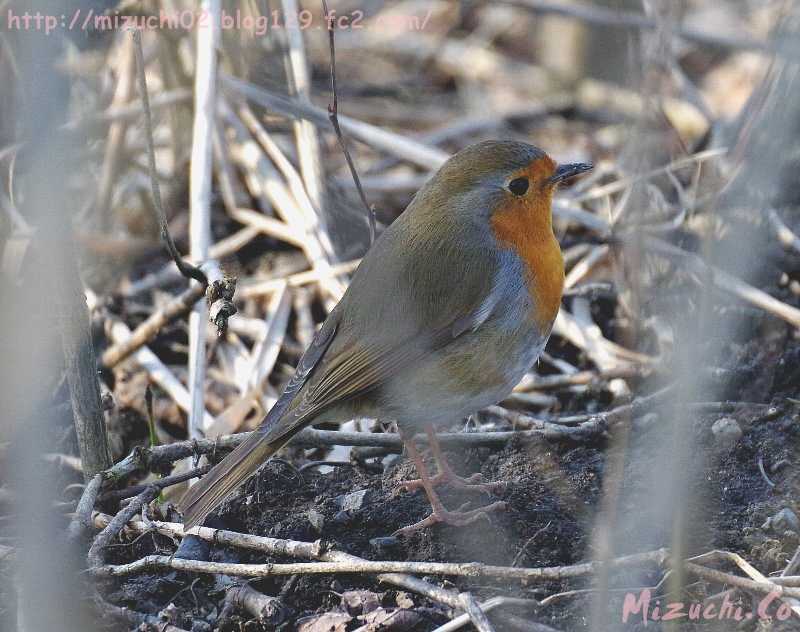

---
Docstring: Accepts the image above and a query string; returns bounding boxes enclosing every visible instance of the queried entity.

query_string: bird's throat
[490,195,564,330]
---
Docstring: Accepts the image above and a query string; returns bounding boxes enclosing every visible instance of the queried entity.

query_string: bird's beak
[549,162,593,185]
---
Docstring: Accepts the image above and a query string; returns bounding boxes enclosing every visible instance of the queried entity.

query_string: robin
[179,140,592,535]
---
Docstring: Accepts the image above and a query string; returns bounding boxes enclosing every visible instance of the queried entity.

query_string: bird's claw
[401,471,506,494]
[393,501,507,537]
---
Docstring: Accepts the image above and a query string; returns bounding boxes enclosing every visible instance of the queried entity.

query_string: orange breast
[490,193,564,331]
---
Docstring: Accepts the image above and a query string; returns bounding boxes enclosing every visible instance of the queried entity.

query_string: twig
[222,74,449,169]
[495,612,563,632]
[187,0,221,440]
[223,102,346,303]
[574,148,726,202]
[514,366,647,393]
[98,465,211,503]
[124,226,257,297]
[205,284,290,438]
[281,0,327,244]
[237,103,335,259]
[783,539,800,579]
[100,283,206,368]
[458,593,496,632]
[239,258,360,298]
[91,547,669,581]
[431,597,539,632]
[67,473,103,541]
[105,319,215,429]
[684,561,800,598]
[59,244,112,480]
[643,235,800,329]
[95,36,135,227]
[87,486,158,568]
[224,584,288,625]
[131,29,207,287]
[106,422,613,483]
[92,513,504,631]
[322,0,376,245]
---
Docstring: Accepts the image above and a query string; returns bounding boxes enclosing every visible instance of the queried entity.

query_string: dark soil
[98,330,800,631]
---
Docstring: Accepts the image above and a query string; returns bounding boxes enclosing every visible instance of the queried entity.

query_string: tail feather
[178,431,284,529]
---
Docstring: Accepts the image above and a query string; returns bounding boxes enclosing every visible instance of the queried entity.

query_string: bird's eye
[508,177,529,196]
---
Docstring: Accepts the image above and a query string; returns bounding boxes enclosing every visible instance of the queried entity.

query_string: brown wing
[179,209,502,528]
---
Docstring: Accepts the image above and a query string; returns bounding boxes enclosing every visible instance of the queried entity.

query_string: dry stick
[644,236,800,328]
[187,0,220,440]
[59,242,112,480]
[281,0,327,248]
[459,593,497,632]
[514,366,647,393]
[124,226,258,297]
[87,486,158,568]
[495,612,563,632]
[91,514,494,630]
[237,104,335,259]
[783,548,800,578]
[132,29,207,287]
[222,103,346,303]
[574,148,726,202]
[91,544,670,581]
[691,550,800,616]
[68,88,193,134]
[97,465,211,503]
[431,598,540,632]
[508,0,775,54]
[562,173,800,332]
[67,473,103,541]
[205,285,291,438]
[239,258,360,298]
[95,36,135,227]
[684,562,800,598]
[222,74,449,169]
[101,283,205,368]
[224,584,287,625]
[106,422,609,482]
[105,319,215,429]
[322,0,376,245]
[89,514,658,630]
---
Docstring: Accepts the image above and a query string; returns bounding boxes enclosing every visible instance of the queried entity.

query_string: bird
[179,140,592,535]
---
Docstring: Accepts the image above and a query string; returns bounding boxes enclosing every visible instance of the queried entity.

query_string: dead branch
[100,283,205,368]
[322,0,376,245]
[67,473,103,541]
[105,421,612,483]
[224,584,288,626]
[132,29,206,287]
[97,465,211,504]
[90,547,669,582]
[87,486,158,568]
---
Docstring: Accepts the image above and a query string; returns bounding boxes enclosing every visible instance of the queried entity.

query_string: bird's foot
[393,501,506,537]
[401,469,506,494]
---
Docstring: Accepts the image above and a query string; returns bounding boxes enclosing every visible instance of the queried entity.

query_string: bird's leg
[401,425,505,493]
[393,430,505,537]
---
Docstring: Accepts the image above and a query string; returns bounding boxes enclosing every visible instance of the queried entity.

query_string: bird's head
[410,140,592,242]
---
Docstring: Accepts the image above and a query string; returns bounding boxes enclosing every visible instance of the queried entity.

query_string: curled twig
[131,29,207,287]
